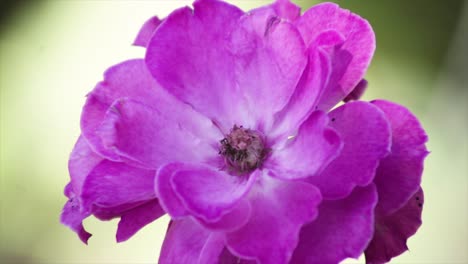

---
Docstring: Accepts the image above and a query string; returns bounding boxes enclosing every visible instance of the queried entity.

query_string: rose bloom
[61,0,428,263]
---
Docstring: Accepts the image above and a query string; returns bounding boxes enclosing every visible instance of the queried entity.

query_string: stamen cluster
[219,125,267,174]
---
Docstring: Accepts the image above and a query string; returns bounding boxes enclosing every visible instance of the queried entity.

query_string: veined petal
[372,100,429,215]
[296,2,375,110]
[80,161,156,210]
[96,98,221,169]
[291,185,378,264]
[271,46,331,139]
[230,7,307,131]
[365,188,424,264]
[145,0,245,131]
[267,111,342,180]
[226,175,321,264]
[308,101,391,199]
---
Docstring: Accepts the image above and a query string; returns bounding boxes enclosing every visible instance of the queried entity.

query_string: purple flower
[61,0,428,263]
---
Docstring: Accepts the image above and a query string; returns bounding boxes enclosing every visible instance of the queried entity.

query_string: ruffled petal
[372,100,429,214]
[60,186,92,244]
[230,7,307,131]
[81,59,165,160]
[133,16,162,47]
[96,98,221,169]
[116,199,165,242]
[171,163,256,223]
[308,101,391,199]
[291,185,378,264]
[159,218,225,264]
[80,161,156,210]
[145,0,245,131]
[155,164,189,218]
[296,2,375,110]
[267,111,342,180]
[365,188,424,264]
[270,46,331,139]
[68,135,103,195]
[226,176,321,263]
[156,163,253,231]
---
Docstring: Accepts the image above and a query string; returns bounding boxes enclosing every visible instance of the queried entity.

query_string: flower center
[219,125,267,174]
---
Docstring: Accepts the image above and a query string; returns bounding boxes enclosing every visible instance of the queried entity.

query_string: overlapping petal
[230,7,307,131]
[295,2,375,110]
[80,161,156,210]
[226,176,321,263]
[291,185,378,264]
[145,0,245,131]
[372,100,429,214]
[116,199,165,242]
[159,218,225,264]
[365,188,424,264]
[60,184,92,244]
[68,135,103,195]
[219,248,256,264]
[95,98,221,169]
[80,59,163,160]
[308,101,391,199]
[171,164,255,222]
[267,111,342,180]
[271,46,331,139]
[133,16,163,47]
[156,163,254,231]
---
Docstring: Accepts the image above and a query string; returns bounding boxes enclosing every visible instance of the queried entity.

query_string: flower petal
[365,188,424,264]
[80,161,156,210]
[60,186,92,244]
[344,79,368,102]
[291,184,378,264]
[308,101,391,199]
[96,98,221,169]
[270,46,331,139]
[145,1,245,131]
[133,16,162,47]
[81,59,164,160]
[219,248,256,264]
[270,0,301,21]
[267,111,342,180]
[116,199,165,242]
[171,163,256,222]
[196,198,251,232]
[68,135,103,195]
[296,2,375,110]
[226,176,321,263]
[372,100,429,214]
[159,218,225,264]
[155,164,189,218]
[230,7,307,131]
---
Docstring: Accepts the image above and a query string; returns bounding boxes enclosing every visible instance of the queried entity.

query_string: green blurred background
[1,0,466,263]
